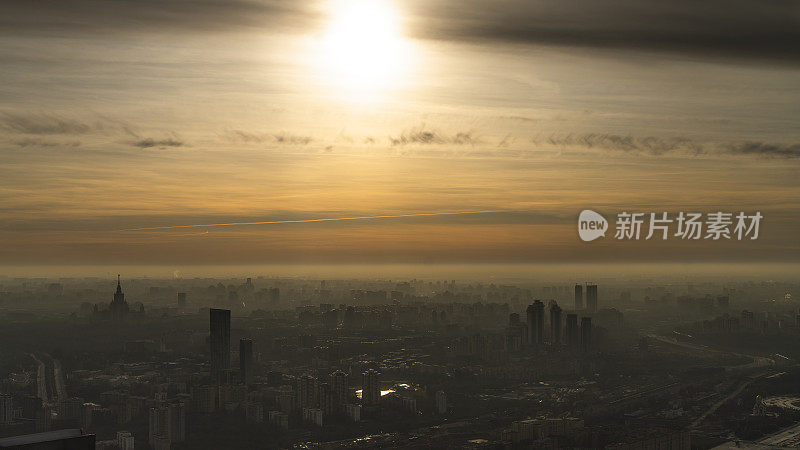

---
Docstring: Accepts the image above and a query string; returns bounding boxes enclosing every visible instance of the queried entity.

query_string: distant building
[268,411,289,429]
[152,435,171,450]
[302,407,323,426]
[606,429,690,449]
[550,302,563,344]
[57,397,83,424]
[192,386,217,413]
[565,314,579,350]
[109,275,130,322]
[317,383,334,416]
[586,284,598,312]
[741,310,755,329]
[506,417,584,443]
[436,391,447,415]
[177,292,187,309]
[330,370,349,409]
[580,317,592,352]
[148,405,168,447]
[239,339,254,385]
[148,402,185,447]
[20,396,40,420]
[361,369,380,407]
[116,431,134,450]
[526,301,545,345]
[574,284,583,310]
[210,309,231,383]
[298,375,318,409]
[343,403,361,422]
[246,402,264,423]
[0,394,12,424]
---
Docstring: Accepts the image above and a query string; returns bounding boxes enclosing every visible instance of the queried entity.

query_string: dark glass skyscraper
[580,317,592,352]
[565,314,579,350]
[574,284,583,310]
[210,309,231,383]
[239,338,253,385]
[586,284,598,312]
[549,301,563,344]
[526,301,545,345]
[361,369,380,407]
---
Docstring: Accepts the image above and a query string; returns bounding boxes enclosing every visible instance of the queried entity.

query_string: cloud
[409,0,800,64]
[273,132,312,145]
[724,142,800,158]
[132,138,183,148]
[539,133,800,159]
[224,130,313,145]
[540,133,706,156]
[0,113,91,135]
[0,0,319,37]
[390,126,479,146]
[12,138,81,148]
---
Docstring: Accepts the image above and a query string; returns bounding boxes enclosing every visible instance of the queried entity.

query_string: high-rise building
[110,275,130,322]
[21,396,41,419]
[298,375,318,408]
[344,403,361,422]
[58,397,83,424]
[0,394,12,424]
[210,309,231,383]
[317,382,334,416]
[574,284,583,310]
[239,339,254,385]
[246,402,264,423]
[580,317,592,352]
[330,370,349,409]
[565,314,579,350]
[177,292,187,309]
[361,369,380,407]
[148,405,169,447]
[117,431,134,450]
[35,406,52,432]
[436,391,447,415]
[586,284,598,312]
[169,402,185,443]
[193,385,217,413]
[549,302,563,344]
[526,301,545,345]
[148,402,185,447]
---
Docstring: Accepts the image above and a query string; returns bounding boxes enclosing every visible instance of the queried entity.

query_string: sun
[316,0,413,98]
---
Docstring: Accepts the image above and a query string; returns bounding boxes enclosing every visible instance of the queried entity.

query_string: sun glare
[316,0,413,98]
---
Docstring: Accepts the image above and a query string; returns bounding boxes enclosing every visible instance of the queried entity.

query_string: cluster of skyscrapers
[514,283,598,351]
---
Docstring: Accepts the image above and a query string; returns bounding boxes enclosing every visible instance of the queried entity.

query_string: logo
[578,210,762,242]
[578,210,608,241]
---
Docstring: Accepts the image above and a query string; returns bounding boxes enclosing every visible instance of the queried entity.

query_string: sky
[1,0,799,266]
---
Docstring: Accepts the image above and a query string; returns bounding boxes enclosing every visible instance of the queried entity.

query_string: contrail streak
[120,210,503,232]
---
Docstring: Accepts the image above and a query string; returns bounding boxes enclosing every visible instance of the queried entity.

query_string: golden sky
[1,0,799,265]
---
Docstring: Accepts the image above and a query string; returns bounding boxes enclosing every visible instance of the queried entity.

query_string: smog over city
[1,0,800,449]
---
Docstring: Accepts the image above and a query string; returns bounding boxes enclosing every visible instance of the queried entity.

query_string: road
[646,333,774,370]
[29,353,49,401]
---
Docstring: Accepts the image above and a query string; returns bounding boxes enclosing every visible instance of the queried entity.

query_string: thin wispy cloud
[0,113,92,135]
[132,138,184,148]
[120,210,505,232]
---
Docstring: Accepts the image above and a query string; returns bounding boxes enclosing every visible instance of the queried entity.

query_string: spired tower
[109,274,130,322]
